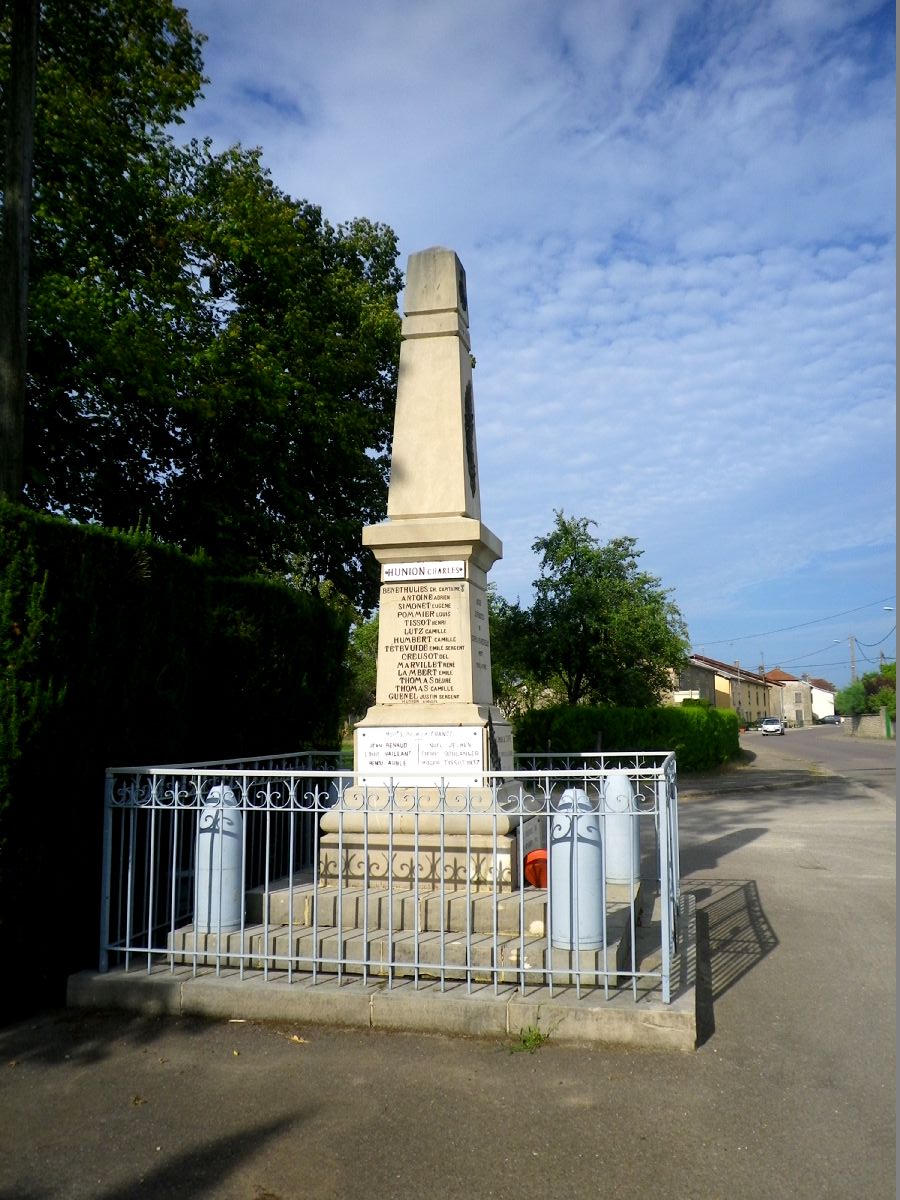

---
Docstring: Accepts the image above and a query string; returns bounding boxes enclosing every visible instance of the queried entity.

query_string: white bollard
[603,770,640,885]
[550,788,604,950]
[195,784,243,933]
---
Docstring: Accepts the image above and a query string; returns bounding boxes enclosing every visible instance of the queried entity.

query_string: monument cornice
[362,515,502,571]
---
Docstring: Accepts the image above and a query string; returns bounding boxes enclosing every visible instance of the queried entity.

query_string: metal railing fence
[100,751,681,1002]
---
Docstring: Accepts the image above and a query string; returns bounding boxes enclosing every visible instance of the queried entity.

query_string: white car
[760,717,785,736]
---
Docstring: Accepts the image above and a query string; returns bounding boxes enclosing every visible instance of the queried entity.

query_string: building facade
[670,655,778,724]
[764,668,822,727]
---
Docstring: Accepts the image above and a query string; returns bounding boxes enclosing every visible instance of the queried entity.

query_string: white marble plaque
[357,726,483,786]
[382,561,466,581]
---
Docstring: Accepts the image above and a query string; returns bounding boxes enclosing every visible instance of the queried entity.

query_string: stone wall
[844,708,895,739]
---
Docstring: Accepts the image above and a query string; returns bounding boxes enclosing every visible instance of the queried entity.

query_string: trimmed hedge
[0,502,349,1018]
[513,703,740,773]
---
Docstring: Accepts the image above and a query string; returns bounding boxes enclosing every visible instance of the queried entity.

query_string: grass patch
[509,1010,558,1053]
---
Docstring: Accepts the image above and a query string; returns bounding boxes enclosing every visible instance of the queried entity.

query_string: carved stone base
[317,830,518,893]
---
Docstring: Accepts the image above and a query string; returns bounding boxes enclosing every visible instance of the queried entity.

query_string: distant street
[741,723,896,795]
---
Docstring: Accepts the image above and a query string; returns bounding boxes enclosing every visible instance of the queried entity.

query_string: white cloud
[177,0,896,684]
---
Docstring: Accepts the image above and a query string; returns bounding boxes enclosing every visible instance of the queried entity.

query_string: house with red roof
[765,669,836,724]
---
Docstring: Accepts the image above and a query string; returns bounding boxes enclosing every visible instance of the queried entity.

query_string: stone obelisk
[355,246,513,780]
[319,247,518,890]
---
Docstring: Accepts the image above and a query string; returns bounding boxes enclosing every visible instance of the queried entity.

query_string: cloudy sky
[175,0,895,688]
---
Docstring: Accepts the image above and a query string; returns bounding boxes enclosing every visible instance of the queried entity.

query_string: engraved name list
[378,581,489,704]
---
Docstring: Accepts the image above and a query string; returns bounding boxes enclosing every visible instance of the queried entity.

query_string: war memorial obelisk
[357,246,514,775]
[319,247,518,888]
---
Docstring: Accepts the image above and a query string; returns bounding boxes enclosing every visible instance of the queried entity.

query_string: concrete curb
[67,901,697,1052]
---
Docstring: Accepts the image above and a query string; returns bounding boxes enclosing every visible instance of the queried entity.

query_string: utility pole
[849,635,857,682]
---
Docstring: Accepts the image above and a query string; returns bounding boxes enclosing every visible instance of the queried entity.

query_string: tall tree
[3,0,205,519]
[1,2,401,611]
[168,145,401,599]
[342,612,379,727]
[837,662,896,721]
[523,511,689,707]
[0,0,39,500]
[488,587,545,719]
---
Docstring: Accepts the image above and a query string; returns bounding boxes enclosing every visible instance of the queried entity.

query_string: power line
[784,660,850,669]
[776,627,897,670]
[856,626,896,648]
[783,639,851,664]
[786,658,896,670]
[693,597,896,648]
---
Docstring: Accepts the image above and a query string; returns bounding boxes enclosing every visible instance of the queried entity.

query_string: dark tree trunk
[0,0,39,501]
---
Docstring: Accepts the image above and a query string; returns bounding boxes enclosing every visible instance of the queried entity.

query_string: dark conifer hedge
[0,502,348,1018]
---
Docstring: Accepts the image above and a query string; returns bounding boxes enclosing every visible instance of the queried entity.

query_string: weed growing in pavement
[509,1009,559,1053]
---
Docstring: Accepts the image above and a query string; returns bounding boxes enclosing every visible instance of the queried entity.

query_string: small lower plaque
[357,726,483,786]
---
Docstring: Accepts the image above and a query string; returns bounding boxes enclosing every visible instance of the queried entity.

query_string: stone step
[247,877,644,937]
[167,911,638,988]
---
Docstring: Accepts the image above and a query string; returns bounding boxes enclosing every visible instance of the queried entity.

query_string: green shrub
[0,501,349,1018]
[1,541,65,814]
[513,703,740,773]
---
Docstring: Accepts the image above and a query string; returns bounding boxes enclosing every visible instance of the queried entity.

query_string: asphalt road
[743,723,896,794]
[0,735,895,1200]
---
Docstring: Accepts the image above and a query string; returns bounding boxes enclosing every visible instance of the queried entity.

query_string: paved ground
[0,734,894,1199]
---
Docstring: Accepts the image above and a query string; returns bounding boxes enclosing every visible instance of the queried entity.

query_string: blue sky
[175,0,896,689]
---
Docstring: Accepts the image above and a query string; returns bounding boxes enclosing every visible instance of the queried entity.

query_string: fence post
[195,784,244,933]
[550,788,604,950]
[99,771,115,972]
[658,774,672,1003]
[603,770,640,884]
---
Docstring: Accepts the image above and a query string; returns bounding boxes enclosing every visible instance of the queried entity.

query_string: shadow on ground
[686,876,778,1046]
[0,1008,223,1069]
[0,1113,299,1200]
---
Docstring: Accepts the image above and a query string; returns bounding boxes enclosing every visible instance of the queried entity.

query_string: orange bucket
[523,848,548,888]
